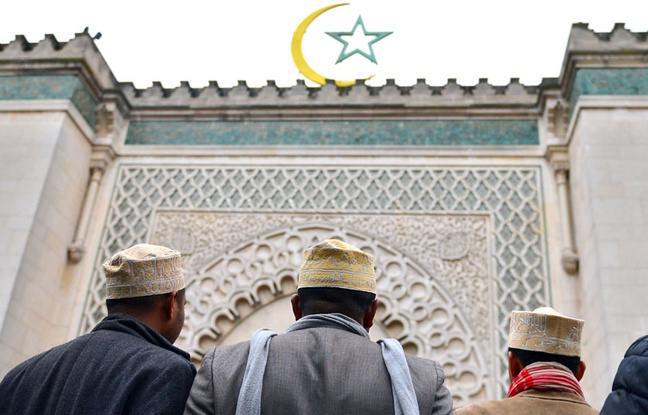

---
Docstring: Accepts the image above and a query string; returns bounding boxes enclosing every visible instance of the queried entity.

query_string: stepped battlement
[0,24,645,112]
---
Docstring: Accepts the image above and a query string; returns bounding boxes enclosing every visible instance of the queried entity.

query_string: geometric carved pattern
[150,212,490,404]
[81,166,549,398]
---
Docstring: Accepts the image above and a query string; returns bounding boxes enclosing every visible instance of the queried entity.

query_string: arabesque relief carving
[81,166,548,398]
[150,212,491,404]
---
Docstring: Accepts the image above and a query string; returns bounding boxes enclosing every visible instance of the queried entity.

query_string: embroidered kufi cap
[508,306,584,357]
[298,239,376,294]
[103,243,185,300]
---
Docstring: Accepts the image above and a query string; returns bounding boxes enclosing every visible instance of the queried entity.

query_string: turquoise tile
[125,119,539,146]
[570,68,648,114]
[0,75,97,127]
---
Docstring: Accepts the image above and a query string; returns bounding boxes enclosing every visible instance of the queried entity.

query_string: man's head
[292,239,378,330]
[103,243,186,343]
[507,307,586,381]
[106,289,186,343]
[291,287,378,329]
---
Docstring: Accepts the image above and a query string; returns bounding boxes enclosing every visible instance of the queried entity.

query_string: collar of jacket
[92,312,191,361]
[513,389,592,407]
[290,313,370,338]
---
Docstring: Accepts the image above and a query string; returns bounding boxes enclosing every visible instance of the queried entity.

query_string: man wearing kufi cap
[456,307,597,415]
[185,239,453,415]
[0,244,196,415]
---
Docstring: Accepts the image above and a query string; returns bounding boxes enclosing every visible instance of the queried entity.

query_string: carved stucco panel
[150,211,492,404]
[81,166,549,398]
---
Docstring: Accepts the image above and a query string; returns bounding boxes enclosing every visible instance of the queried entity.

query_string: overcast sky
[2,0,648,88]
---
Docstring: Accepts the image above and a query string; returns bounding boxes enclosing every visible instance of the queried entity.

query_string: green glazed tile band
[125,119,539,146]
[570,68,648,114]
[0,75,97,127]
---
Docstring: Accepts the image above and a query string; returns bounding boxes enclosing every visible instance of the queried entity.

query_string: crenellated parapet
[566,23,648,53]
[0,24,647,123]
[119,77,549,109]
[561,23,648,102]
[0,30,128,129]
[0,29,118,93]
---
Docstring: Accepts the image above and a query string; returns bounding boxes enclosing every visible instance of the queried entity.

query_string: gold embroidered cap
[508,307,584,357]
[298,239,376,294]
[103,243,185,300]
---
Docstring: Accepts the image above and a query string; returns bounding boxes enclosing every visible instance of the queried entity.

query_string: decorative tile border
[570,68,648,113]
[125,119,539,146]
[0,75,97,127]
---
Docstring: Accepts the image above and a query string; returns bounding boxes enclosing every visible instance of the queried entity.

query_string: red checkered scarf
[508,361,584,399]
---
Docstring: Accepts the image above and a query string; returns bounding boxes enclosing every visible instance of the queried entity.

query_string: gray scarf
[234,313,420,415]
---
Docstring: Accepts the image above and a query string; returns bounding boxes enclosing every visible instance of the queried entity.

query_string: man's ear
[163,291,177,321]
[291,294,302,321]
[508,351,524,382]
[575,360,586,381]
[363,299,378,330]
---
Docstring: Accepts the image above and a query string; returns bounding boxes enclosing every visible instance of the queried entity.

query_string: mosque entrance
[80,165,549,405]
[148,211,491,404]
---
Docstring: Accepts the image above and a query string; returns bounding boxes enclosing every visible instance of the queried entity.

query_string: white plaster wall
[0,112,63,334]
[0,112,91,377]
[569,103,648,409]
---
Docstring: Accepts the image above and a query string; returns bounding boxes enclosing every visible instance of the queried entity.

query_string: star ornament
[326,16,392,64]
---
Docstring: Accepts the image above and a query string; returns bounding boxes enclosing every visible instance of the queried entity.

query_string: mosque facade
[0,24,647,408]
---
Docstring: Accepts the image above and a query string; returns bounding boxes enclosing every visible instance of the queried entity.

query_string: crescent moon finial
[291,3,370,88]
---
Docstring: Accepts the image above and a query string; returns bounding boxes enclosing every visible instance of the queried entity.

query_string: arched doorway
[158,216,490,404]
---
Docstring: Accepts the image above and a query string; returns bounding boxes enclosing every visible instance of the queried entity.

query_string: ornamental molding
[545,145,570,172]
[546,99,569,139]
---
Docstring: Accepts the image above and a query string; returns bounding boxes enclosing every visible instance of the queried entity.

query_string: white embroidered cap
[103,243,185,300]
[508,307,584,357]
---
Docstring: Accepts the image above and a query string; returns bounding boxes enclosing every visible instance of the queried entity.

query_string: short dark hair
[298,287,376,321]
[106,289,184,314]
[509,347,580,374]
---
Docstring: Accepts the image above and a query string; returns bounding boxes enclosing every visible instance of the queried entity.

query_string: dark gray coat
[601,335,648,415]
[0,313,196,415]
[185,326,453,415]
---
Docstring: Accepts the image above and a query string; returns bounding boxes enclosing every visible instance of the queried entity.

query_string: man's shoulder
[626,334,648,357]
[455,393,598,415]
[0,334,99,394]
[5,334,92,374]
[134,341,194,372]
[405,353,442,370]
[404,353,444,384]
[203,340,250,371]
[455,399,512,415]
[206,340,250,358]
[89,328,194,375]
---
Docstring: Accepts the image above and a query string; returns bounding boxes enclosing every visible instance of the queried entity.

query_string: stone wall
[569,98,648,408]
[0,109,91,377]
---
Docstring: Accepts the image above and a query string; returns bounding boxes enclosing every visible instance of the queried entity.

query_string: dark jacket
[601,335,648,415]
[184,326,453,415]
[0,313,196,415]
